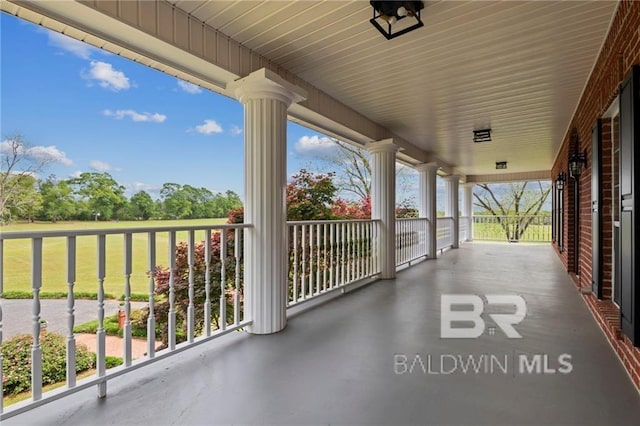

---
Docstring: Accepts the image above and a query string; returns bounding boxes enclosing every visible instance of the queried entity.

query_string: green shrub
[73,311,148,338]
[119,293,149,302]
[2,333,95,395]
[105,356,123,369]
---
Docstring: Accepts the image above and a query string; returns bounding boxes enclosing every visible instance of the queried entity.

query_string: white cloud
[103,109,166,123]
[89,160,111,172]
[70,171,83,178]
[128,182,162,195]
[177,79,202,94]
[294,135,336,156]
[47,30,99,60]
[83,61,130,91]
[0,139,73,166]
[194,119,223,135]
[230,125,243,136]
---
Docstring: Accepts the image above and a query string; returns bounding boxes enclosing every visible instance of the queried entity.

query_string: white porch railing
[459,216,469,243]
[473,215,551,242]
[436,217,455,251]
[287,220,380,306]
[395,218,429,267]
[0,223,251,420]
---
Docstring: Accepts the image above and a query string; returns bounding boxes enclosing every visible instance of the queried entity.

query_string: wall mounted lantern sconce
[555,172,566,190]
[568,149,587,179]
[370,1,425,40]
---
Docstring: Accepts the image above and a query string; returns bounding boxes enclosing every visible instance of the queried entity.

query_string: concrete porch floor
[6,243,640,425]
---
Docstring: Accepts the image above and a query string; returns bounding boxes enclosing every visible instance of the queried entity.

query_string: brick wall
[551,0,640,391]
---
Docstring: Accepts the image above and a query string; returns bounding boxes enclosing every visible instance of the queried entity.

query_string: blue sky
[1,13,343,199]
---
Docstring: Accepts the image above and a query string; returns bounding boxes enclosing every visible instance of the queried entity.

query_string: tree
[129,190,156,220]
[308,138,417,210]
[473,181,551,241]
[160,183,191,219]
[332,196,371,219]
[0,135,53,222]
[68,172,127,220]
[286,169,337,220]
[39,177,75,222]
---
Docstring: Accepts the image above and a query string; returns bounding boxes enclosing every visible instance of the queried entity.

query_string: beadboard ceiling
[169,0,617,176]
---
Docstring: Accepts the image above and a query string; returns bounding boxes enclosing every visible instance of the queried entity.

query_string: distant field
[1,219,228,297]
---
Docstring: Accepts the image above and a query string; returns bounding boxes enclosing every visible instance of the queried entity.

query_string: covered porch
[5,243,640,425]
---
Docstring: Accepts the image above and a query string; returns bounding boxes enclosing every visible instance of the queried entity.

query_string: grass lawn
[1,218,228,297]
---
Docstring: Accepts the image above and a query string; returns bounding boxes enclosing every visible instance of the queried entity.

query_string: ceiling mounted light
[473,128,492,143]
[496,161,507,170]
[370,1,425,40]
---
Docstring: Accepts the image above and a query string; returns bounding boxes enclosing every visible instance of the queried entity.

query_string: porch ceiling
[172,0,617,176]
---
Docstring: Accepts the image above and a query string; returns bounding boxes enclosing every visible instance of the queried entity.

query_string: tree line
[1,171,242,223]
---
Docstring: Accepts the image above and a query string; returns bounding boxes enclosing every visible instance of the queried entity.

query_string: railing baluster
[355,223,360,279]
[31,238,43,401]
[168,231,177,350]
[204,229,212,336]
[309,224,314,296]
[293,225,298,303]
[323,223,328,292]
[316,224,321,295]
[301,225,307,299]
[123,233,133,366]
[365,222,370,276]
[66,236,77,388]
[187,230,195,343]
[234,228,241,325]
[147,232,156,358]
[341,223,346,285]
[220,230,227,331]
[96,234,106,397]
[330,223,336,288]
[350,223,355,282]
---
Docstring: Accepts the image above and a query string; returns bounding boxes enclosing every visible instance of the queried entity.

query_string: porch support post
[417,162,439,258]
[367,139,399,279]
[227,69,306,334]
[462,183,474,242]
[444,175,460,249]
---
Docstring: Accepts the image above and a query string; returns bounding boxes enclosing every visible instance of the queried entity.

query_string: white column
[462,183,474,242]
[417,162,439,258]
[444,175,460,249]
[367,139,399,279]
[228,69,306,335]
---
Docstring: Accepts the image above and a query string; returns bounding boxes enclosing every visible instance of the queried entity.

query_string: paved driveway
[1,298,147,339]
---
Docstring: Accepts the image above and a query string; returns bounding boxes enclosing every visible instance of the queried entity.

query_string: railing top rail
[473,215,549,218]
[286,219,380,225]
[437,216,454,221]
[0,223,252,240]
[396,217,429,222]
